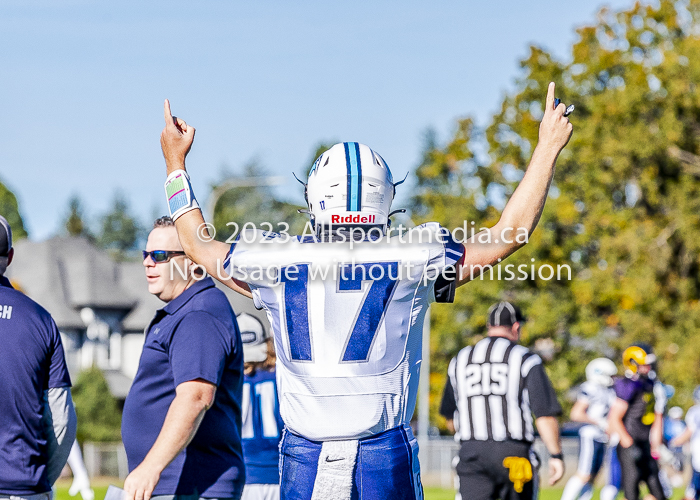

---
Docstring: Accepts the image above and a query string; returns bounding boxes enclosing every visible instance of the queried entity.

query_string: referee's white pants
[240,484,279,500]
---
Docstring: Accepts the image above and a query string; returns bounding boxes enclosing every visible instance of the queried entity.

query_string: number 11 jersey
[225,223,464,441]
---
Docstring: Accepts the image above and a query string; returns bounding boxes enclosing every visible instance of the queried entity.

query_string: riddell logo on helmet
[331,214,377,224]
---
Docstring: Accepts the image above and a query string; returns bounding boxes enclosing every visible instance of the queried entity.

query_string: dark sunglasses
[142,250,186,263]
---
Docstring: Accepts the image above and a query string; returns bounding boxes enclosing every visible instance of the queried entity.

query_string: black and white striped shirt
[439,336,562,443]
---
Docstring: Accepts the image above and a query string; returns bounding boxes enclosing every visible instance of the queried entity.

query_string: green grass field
[421,487,688,500]
[54,480,687,500]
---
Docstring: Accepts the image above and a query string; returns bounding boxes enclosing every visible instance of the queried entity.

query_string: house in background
[6,236,268,400]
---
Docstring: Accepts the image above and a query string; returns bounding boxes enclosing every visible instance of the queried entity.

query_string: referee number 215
[464,363,508,397]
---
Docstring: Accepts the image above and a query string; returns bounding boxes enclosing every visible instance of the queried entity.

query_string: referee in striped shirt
[439,301,565,500]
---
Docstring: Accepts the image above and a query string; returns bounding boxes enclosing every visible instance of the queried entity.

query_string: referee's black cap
[0,216,11,257]
[487,301,526,327]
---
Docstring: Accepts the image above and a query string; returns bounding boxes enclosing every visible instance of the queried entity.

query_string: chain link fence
[79,437,689,492]
[82,442,129,480]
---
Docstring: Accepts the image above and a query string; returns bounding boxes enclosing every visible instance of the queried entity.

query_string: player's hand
[538,82,573,155]
[548,457,564,485]
[123,462,161,500]
[620,434,634,449]
[161,99,196,175]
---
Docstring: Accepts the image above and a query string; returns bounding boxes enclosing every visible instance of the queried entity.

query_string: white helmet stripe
[494,302,505,326]
[503,302,517,324]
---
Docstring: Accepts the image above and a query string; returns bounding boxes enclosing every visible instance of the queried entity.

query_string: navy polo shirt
[0,276,72,495]
[121,277,245,497]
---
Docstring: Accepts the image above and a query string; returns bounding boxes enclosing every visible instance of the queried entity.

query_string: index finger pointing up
[545,82,556,111]
[164,99,173,126]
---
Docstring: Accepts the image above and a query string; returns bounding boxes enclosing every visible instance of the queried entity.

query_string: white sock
[600,485,619,500]
[579,482,594,500]
[561,475,586,500]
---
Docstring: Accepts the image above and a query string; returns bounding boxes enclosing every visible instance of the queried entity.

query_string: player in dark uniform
[608,344,666,500]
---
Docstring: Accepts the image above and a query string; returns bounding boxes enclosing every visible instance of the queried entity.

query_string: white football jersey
[578,381,615,442]
[224,223,463,440]
[685,405,700,471]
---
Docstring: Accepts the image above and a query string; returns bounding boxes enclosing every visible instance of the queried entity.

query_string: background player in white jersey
[670,386,700,500]
[561,358,617,500]
[157,83,573,500]
[240,313,283,500]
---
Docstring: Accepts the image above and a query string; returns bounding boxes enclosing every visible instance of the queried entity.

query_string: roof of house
[6,236,269,335]
[7,237,136,329]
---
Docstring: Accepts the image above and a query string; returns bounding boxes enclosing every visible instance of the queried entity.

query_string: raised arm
[457,82,573,286]
[160,100,251,297]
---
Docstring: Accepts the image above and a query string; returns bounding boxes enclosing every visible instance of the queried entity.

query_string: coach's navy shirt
[0,276,72,495]
[122,277,245,497]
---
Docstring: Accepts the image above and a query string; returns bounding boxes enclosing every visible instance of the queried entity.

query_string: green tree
[212,160,308,240]
[0,179,27,240]
[71,366,122,443]
[98,192,143,259]
[413,0,700,426]
[64,195,92,239]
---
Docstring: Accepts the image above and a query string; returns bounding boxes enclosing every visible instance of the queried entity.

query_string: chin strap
[387,208,406,228]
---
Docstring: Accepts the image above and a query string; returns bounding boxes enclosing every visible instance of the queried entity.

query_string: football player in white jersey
[561,358,617,500]
[157,83,573,500]
[670,386,700,500]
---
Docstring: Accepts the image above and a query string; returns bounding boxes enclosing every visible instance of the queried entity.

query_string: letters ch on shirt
[0,305,12,319]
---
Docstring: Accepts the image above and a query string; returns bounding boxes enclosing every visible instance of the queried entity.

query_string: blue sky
[0,0,634,240]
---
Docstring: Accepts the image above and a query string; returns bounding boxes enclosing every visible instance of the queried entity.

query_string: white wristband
[165,169,199,220]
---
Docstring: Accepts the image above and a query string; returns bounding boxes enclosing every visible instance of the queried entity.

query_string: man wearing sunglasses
[122,216,246,500]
